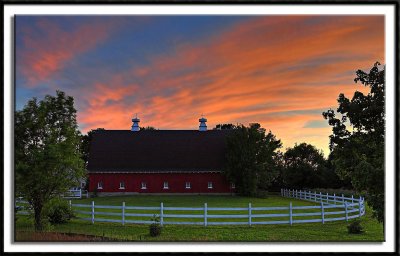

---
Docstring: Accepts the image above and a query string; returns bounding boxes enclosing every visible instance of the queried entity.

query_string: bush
[42,198,75,225]
[347,219,364,234]
[149,214,162,237]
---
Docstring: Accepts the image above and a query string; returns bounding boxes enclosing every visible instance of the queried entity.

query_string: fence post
[248,203,252,226]
[91,201,95,224]
[69,200,72,210]
[160,202,164,227]
[351,195,354,204]
[326,193,329,204]
[342,194,345,204]
[345,202,348,222]
[319,192,322,203]
[86,190,89,198]
[314,191,317,202]
[321,202,324,224]
[308,191,311,200]
[79,189,82,199]
[359,197,362,217]
[204,203,207,227]
[289,202,293,226]
[122,202,125,226]
[333,193,336,205]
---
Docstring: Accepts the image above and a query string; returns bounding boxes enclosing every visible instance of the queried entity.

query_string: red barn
[87,117,235,195]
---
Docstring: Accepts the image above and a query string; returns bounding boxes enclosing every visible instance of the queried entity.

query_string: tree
[80,128,104,190]
[80,128,105,169]
[213,123,237,130]
[140,126,157,130]
[322,62,384,222]
[15,91,85,230]
[282,143,335,189]
[224,123,282,196]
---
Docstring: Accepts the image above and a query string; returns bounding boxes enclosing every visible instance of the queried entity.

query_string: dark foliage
[80,128,105,169]
[140,126,157,130]
[322,62,384,223]
[224,123,282,196]
[213,123,238,130]
[42,198,75,225]
[282,143,342,190]
[149,214,162,237]
[347,219,364,234]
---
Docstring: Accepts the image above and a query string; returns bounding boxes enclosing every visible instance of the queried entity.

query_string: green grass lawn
[15,195,384,241]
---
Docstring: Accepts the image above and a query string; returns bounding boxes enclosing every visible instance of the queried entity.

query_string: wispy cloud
[16,16,128,86]
[16,15,384,155]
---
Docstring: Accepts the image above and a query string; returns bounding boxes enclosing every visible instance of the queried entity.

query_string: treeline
[220,123,350,195]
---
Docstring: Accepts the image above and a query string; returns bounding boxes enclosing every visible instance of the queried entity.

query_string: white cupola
[131,114,140,131]
[199,115,207,131]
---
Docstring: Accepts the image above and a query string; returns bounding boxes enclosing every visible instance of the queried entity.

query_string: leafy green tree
[224,123,282,196]
[282,143,329,189]
[322,62,384,222]
[15,91,85,230]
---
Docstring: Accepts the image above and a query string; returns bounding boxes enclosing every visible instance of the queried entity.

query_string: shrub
[149,214,162,237]
[42,198,75,225]
[347,219,364,234]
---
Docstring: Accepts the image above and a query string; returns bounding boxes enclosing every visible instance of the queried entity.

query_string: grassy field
[15,195,384,241]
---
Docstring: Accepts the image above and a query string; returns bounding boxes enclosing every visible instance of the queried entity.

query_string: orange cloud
[75,16,383,155]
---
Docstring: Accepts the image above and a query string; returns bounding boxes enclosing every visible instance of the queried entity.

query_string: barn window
[185,182,191,189]
[208,182,213,189]
[141,182,147,189]
[119,181,125,189]
[230,182,235,189]
[163,181,169,189]
[97,181,103,189]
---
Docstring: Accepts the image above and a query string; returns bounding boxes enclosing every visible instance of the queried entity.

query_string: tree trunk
[33,204,43,231]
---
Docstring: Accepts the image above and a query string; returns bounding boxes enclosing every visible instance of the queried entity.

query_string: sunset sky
[15,15,384,156]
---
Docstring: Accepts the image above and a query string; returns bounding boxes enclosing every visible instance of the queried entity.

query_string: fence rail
[15,189,365,226]
[63,189,89,199]
[281,189,365,206]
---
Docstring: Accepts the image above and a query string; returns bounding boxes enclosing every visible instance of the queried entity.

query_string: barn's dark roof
[87,130,233,173]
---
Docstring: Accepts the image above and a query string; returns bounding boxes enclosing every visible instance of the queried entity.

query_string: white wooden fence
[15,189,365,226]
[63,188,89,199]
[69,191,365,226]
[281,189,365,206]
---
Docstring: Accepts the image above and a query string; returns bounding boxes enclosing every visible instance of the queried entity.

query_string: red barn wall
[89,173,234,193]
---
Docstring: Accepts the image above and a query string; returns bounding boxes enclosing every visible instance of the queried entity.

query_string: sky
[15,15,384,156]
